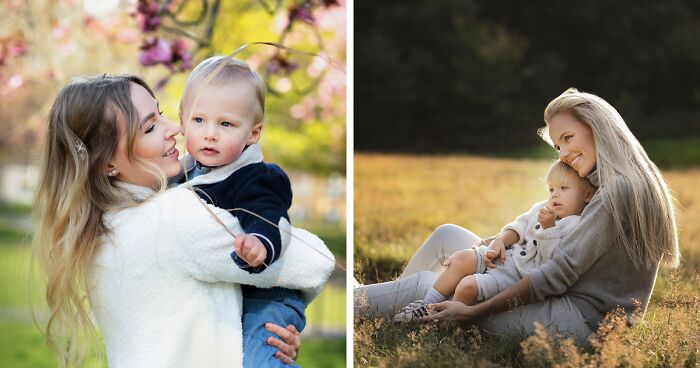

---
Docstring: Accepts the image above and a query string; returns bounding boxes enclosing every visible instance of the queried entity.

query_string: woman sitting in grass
[355,88,679,346]
[392,160,596,323]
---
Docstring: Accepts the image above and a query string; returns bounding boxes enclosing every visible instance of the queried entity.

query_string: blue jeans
[242,286,307,368]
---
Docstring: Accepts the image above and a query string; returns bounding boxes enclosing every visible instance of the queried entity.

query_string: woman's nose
[558,146,569,161]
[164,119,179,139]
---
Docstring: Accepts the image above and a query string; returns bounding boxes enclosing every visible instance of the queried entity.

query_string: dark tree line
[355,0,700,153]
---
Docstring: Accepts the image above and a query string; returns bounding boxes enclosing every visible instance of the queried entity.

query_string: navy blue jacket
[188,161,292,273]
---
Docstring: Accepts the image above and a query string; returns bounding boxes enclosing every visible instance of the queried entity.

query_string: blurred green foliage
[486,137,700,170]
[355,0,700,154]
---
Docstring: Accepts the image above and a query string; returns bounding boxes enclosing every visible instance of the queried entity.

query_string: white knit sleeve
[160,188,333,301]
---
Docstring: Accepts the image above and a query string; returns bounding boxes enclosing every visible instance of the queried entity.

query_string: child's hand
[484,238,506,268]
[234,234,268,267]
[538,205,557,229]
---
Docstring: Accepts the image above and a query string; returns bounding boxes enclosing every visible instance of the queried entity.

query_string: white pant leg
[476,295,593,347]
[354,271,440,318]
[400,224,482,277]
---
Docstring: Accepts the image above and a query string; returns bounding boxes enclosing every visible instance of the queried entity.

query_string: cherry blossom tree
[0,0,346,174]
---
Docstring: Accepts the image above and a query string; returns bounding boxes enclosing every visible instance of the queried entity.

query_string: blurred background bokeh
[0,0,346,366]
[355,0,700,164]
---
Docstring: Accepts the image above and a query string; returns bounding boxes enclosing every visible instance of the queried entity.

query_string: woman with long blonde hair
[33,74,331,367]
[354,88,679,344]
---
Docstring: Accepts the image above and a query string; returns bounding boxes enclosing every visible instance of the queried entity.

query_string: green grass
[0,321,344,368]
[306,283,346,328]
[354,153,700,367]
[0,201,31,217]
[0,245,35,306]
[0,322,59,368]
[0,222,28,244]
[296,338,346,368]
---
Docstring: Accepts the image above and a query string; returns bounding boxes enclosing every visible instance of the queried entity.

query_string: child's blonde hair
[546,160,597,195]
[180,55,266,124]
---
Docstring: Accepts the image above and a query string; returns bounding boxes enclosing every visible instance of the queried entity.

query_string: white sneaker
[393,300,431,322]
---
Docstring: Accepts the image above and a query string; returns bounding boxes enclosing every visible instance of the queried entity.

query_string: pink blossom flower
[171,38,192,70]
[267,55,299,75]
[139,38,172,66]
[116,29,138,43]
[136,0,161,32]
[289,5,315,24]
[7,38,28,58]
[7,74,23,90]
[138,37,192,72]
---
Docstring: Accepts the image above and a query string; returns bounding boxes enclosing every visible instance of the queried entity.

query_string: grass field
[0,205,346,367]
[354,153,700,367]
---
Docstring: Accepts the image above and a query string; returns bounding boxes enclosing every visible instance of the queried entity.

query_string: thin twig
[255,0,282,15]
[159,24,210,46]
[228,207,346,272]
[163,0,209,27]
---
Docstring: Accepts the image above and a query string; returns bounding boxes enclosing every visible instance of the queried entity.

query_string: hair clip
[75,139,88,158]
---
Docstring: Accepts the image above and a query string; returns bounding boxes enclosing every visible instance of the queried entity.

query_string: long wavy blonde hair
[32,74,166,366]
[539,88,679,270]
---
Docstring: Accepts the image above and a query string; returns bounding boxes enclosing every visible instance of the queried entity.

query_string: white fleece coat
[502,200,580,277]
[88,183,334,368]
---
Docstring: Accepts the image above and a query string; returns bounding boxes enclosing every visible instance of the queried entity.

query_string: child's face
[180,82,262,167]
[546,176,591,218]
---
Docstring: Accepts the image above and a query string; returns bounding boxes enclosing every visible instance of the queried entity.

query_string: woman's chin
[577,164,594,177]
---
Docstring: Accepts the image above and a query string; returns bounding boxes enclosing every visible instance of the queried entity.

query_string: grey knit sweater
[529,170,659,328]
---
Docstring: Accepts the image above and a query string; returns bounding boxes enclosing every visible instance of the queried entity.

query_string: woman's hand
[444,236,490,267]
[443,252,456,267]
[266,323,301,364]
[422,301,480,321]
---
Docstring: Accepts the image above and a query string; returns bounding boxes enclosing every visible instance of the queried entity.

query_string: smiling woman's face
[548,112,597,177]
[108,82,182,188]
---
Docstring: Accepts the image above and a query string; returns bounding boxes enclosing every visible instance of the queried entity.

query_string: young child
[394,160,597,321]
[178,55,305,367]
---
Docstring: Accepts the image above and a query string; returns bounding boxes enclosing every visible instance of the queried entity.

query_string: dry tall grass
[354,153,700,367]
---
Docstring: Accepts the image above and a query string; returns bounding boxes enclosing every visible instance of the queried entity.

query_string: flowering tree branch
[135,0,340,93]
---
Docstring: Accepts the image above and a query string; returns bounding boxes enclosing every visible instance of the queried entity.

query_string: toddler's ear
[584,188,595,203]
[247,121,264,144]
